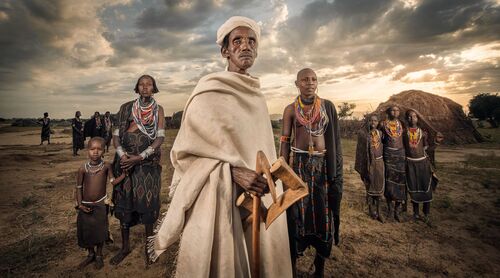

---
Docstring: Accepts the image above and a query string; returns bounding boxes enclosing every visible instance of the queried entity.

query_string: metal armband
[116,146,126,158]
[139,146,155,160]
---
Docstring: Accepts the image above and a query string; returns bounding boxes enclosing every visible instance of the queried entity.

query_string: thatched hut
[374,90,483,145]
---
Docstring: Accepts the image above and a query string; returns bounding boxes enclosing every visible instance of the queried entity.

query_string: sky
[0,0,499,119]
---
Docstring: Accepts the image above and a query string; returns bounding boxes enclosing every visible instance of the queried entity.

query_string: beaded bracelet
[280,135,291,143]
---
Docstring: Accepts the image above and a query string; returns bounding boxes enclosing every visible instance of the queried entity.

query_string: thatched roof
[374,90,483,145]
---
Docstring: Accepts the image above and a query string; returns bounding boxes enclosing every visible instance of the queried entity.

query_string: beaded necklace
[385,119,402,139]
[407,127,422,148]
[95,117,102,128]
[132,97,158,140]
[104,116,112,131]
[85,160,104,176]
[294,96,328,136]
[370,129,381,150]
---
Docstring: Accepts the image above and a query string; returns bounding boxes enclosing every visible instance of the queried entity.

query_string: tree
[469,93,500,128]
[337,102,356,120]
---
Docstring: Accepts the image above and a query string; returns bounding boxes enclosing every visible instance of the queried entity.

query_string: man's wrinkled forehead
[216,16,261,46]
[228,26,257,40]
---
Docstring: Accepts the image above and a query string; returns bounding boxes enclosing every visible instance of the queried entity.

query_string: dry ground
[0,127,499,277]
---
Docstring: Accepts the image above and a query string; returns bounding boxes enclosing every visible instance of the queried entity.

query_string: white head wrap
[216,16,261,46]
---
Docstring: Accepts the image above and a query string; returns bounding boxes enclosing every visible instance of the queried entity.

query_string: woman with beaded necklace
[280,68,343,277]
[379,106,407,222]
[403,109,439,225]
[110,74,165,265]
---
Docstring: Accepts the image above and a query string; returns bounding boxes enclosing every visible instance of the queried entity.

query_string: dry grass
[0,127,499,277]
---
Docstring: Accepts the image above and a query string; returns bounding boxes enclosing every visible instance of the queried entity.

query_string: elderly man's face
[222,26,258,74]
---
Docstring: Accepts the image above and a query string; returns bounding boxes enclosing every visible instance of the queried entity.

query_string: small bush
[19,196,37,208]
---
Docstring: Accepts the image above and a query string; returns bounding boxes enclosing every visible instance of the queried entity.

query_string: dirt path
[0,129,498,277]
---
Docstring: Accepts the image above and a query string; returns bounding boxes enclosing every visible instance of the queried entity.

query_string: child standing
[75,137,124,269]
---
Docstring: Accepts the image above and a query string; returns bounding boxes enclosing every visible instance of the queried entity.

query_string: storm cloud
[0,0,498,118]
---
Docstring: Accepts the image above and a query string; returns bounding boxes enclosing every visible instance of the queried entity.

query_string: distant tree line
[469,93,500,128]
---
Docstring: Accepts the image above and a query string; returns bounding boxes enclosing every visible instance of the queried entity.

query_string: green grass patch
[478,128,500,144]
[435,195,453,209]
[463,152,500,169]
[18,195,37,208]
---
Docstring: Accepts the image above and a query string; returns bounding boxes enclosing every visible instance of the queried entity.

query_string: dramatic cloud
[0,0,498,118]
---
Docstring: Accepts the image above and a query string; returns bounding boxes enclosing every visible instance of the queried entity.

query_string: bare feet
[334,231,340,246]
[376,214,385,223]
[94,255,104,270]
[109,249,130,265]
[78,254,95,269]
[413,214,421,222]
[422,215,434,227]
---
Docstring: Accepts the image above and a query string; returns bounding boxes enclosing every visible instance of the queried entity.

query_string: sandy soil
[0,128,499,277]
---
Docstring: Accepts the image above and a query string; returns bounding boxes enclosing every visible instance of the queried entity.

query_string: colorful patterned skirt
[287,152,333,258]
[112,130,161,226]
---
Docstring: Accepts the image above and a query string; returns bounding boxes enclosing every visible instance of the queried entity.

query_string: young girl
[75,137,125,269]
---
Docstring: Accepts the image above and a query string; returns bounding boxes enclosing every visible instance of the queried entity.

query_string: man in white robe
[148,16,293,277]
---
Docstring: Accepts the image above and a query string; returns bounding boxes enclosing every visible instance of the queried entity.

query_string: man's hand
[120,154,142,170]
[231,166,269,196]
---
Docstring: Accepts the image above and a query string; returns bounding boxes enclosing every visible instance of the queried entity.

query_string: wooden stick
[251,194,261,278]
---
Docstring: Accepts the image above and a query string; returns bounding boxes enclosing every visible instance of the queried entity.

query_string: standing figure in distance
[72,111,85,156]
[84,112,104,140]
[103,111,113,153]
[355,115,385,222]
[403,109,438,225]
[38,112,51,145]
[379,106,407,222]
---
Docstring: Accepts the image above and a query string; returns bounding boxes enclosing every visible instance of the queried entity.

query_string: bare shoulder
[78,164,85,174]
[157,104,165,115]
[283,103,295,118]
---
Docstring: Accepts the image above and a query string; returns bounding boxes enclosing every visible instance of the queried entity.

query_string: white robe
[149,71,292,277]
